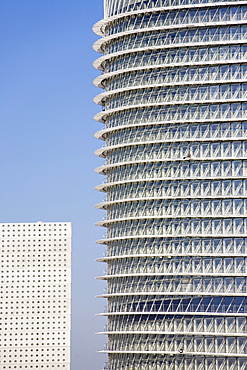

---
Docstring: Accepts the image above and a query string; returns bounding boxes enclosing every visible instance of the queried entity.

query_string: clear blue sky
[0,1,107,369]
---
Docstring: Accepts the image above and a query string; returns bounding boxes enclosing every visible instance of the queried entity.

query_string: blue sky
[0,1,107,369]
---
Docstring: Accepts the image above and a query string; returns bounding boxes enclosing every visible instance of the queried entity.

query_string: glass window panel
[205,356,215,370]
[202,162,210,177]
[212,219,221,234]
[233,199,243,215]
[236,277,246,293]
[226,337,236,353]
[213,258,222,273]
[221,122,231,137]
[222,142,231,157]
[212,162,220,176]
[192,220,200,234]
[212,200,221,215]
[202,219,210,233]
[223,200,232,215]
[215,358,225,370]
[201,124,210,138]
[220,65,228,78]
[222,180,231,195]
[202,239,211,253]
[213,239,222,253]
[233,180,242,195]
[232,122,242,137]
[238,350,247,367]
[243,122,247,135]
[211,143,221,157]
[212,181,221,195]
[223,219,232,234]
[234,218,243,234]
[232,141,242,156]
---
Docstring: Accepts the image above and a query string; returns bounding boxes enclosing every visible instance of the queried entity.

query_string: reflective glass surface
[94,1,247,369]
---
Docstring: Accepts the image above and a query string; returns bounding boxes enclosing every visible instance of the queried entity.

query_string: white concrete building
[0,221,71,370]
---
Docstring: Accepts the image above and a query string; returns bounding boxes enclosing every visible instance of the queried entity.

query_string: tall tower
[0,222,71,369]
[93,1,247,369]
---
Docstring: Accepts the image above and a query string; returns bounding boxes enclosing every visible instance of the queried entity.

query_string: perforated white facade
[0,222,71,370]
[93,1,247,370]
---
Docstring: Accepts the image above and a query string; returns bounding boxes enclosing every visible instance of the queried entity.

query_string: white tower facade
[0,221,71,370]
[94,1,247,369]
